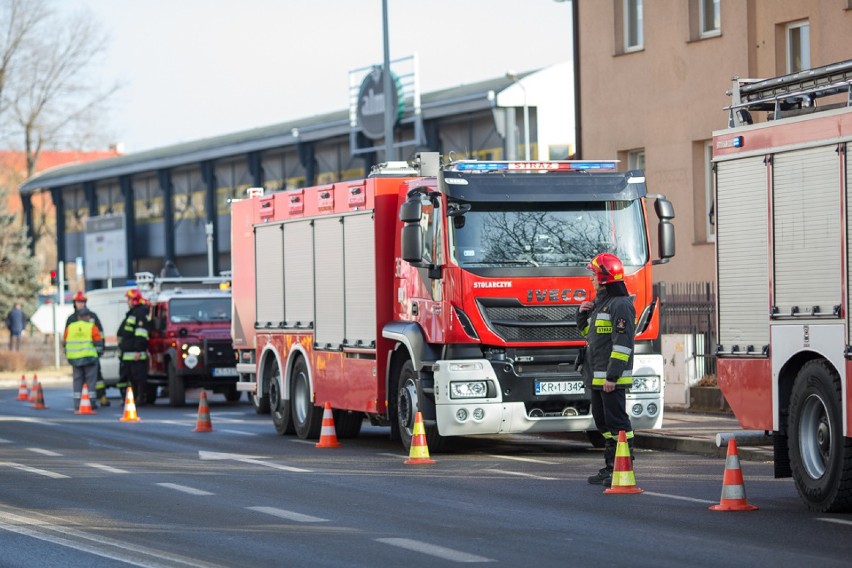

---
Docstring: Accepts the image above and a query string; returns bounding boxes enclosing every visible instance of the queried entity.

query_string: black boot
[588,440,616,485]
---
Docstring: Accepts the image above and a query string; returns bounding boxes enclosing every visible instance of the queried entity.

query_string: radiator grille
[477,300,581,342]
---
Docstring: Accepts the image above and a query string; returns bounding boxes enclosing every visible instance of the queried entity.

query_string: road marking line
[378,453,408,459]
[27,448,62,456]
[198,451,312,473]
[156,483,214,496]
[816,517,852,527]
[0,462,69,479]
[0,437,13,443]
[290,439,317,446]
[643,491,716,504]
[0,509,228,568]
[487,454,560,465]
[247,506,329,523]
[88,463,130,474]
[376,537,495,563]
[484,468,557,481]
[219,429,257,436]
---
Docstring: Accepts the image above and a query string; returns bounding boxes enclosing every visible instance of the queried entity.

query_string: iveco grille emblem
[527,289,588,302]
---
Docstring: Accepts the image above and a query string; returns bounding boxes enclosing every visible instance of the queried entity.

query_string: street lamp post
[506,71,531,161]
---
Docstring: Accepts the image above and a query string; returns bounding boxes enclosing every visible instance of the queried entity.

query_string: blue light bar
[450,160,619,172]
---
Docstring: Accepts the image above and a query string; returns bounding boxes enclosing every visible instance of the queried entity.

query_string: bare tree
[0,0,118,293]
[0,0,118,177]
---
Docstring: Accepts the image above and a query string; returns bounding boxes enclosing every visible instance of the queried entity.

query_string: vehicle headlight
[629,375,660,393]
[449,381,488,399]
[185,345,202,356]
[448,362,483,372]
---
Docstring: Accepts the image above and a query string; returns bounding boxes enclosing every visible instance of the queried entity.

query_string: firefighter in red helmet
[577,252,636,486]
[65,290,110,407]
[117,288,151,404]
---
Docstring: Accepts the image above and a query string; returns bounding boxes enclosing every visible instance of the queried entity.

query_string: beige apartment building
[578,0,852,286]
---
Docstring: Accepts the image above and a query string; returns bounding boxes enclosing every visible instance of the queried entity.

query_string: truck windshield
[169,298,231,323]
[449,200,648,270]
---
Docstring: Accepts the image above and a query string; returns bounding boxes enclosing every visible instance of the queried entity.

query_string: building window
[704,141,715,242]
[624,0,643,52]
[627,148,645,171]
[699,0,720,37]
[786,21,810,73]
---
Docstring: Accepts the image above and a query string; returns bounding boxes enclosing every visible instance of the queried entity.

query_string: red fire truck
[714,60,852,512]
[231,153,675,450]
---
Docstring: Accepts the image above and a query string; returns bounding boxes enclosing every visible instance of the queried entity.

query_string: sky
[61,0,574,154]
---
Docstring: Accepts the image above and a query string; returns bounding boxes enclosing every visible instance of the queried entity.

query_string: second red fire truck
[231,153,675,450]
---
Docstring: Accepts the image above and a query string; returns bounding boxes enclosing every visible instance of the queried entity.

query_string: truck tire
[788,359,852,512]
[396,359,445,452]
[291,357,322,439]
[334,410,363,438]
[168,361,186,407]
[268,358,294,435]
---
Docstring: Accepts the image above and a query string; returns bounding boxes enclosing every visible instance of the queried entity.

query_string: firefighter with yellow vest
[577,252,636,486]
[65,291,110,406]
[63,307,104,410]
[117,288,150,404]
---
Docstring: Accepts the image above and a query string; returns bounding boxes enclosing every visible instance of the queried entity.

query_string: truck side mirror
[652,197,675,264]
[399,197,423,223]
[401,224,423,263]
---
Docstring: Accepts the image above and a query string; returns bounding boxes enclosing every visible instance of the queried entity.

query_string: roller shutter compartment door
[283,220,315,328]
[313,217,345,349]
[255,223,284,326]
[773,146,841,318]
[716,156,770,351]
[343,213,377,347]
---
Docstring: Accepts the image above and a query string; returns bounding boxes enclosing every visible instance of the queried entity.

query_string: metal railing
[655,281,717,378]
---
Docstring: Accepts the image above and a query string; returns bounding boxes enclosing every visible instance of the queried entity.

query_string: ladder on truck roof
[727,59,852,127]
[135,271,231,295]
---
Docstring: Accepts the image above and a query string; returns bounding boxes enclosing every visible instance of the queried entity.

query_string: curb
[635,432,774,461]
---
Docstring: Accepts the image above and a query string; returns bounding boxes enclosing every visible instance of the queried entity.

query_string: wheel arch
[259,345,284,400]
[778,350,830,434]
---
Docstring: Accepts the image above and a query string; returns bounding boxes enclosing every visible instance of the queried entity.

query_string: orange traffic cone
[75,384,97,415]
[194,391,213,432]
[404,411,435,465]
[604,430,643,494]
[709,439,758,511]
[119,387,141,422]
[16,375,29,401]
[29,374,39,402]
[32,383,47,410]
[315,402,341,448]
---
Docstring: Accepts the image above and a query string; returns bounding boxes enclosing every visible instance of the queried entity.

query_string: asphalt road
[1,384,851,568]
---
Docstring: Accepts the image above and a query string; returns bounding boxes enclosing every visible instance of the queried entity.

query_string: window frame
[699,0,720,38]
[786,20,811,73]
[623,0,644,52]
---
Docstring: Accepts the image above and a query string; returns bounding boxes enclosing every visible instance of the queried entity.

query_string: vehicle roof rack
[726,59,852,127]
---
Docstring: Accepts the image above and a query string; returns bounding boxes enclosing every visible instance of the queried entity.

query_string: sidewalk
[635,408,774,461]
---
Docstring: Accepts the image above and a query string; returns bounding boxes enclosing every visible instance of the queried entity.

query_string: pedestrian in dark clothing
[117,288,150,405]
[577,253,636,487]
[66,291,110,406]
[6,303,25,351]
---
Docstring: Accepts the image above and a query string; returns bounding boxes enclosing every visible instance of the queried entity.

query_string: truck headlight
[629,376,660,394]
[184,345,202,356]
[449,381,488,399]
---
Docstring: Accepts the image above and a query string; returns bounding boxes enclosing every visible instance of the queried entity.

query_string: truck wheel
[168,361,186,407]
[334,410,363,438]
[396,360,444,452]
[788,359,852,512]
[269,358,294,435]
[224,386,241,403]
[291,357,322,439]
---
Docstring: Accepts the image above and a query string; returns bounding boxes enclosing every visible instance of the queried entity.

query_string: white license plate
[212,367,238,377]
[535,380,585,395]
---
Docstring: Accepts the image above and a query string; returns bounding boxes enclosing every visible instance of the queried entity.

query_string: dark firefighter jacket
[118,304,150,361]
[576,288,636,388]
